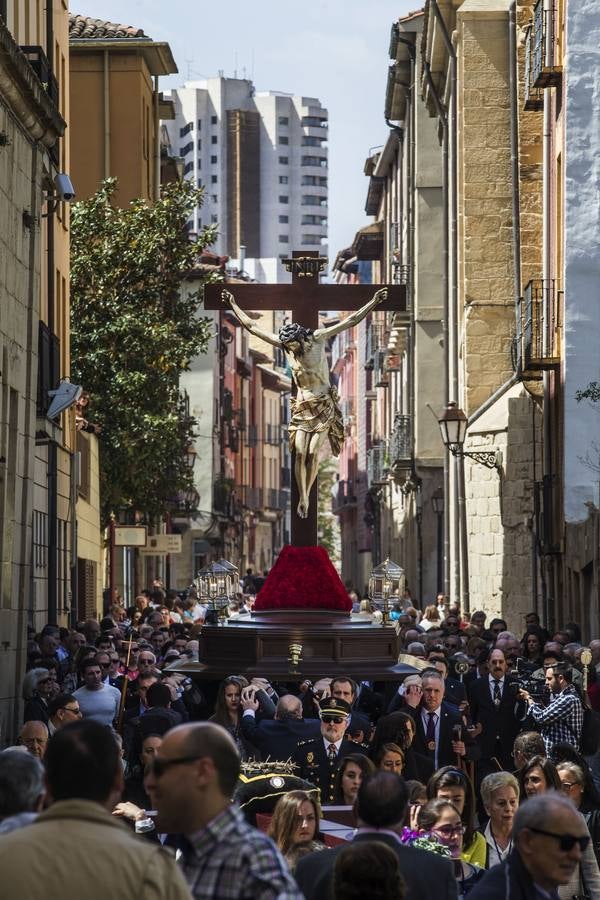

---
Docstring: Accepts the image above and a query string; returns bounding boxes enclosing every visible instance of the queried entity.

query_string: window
[302,234,322,245]
[279,235,289,243]
[197,178,203,187]
[211,115,217,124]
[302,136,324,146]
[302,215,327,226]
[211,175,218,184]
[211,135,218,144]
[279,136,289,145]
[211,194,218,203]
[197,139,202,150]
[302,116,328,128]
[278,195,289,204]
[302,155,327,167]
[211,214,218,223]
[302,195,325,205]
[179,122,193,137]
[279,156,289,164]
[279,175,288,184]
[211,155,217,164]
[301,175,328,187]
[180,141,194,156]
[197,118,202,129]
[278,116,289,125]
[278,215,289,223]
[184,161,194,175]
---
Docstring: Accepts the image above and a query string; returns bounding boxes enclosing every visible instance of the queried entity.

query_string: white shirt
[488,674,505,701]
[323,737,343,757]
[484,819,512,868]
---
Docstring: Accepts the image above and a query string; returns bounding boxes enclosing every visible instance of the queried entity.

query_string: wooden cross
[204,251,407,547]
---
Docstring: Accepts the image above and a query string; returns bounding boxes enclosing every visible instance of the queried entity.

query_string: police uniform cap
[319,697,351,718]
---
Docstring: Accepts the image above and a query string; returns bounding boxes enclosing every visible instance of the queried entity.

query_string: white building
[164,76,328,282]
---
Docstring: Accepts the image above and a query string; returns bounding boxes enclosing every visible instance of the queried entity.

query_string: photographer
[519,662,584,754]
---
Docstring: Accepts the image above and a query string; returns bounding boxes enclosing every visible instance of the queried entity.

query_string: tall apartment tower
[164,77,328,281]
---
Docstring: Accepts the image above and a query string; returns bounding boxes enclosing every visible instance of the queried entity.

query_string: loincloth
[288,387,344,456]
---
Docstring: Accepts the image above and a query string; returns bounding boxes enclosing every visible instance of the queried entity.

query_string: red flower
[253,545,351,611]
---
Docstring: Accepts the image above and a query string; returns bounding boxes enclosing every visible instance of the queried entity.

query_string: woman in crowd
[420,604,442,632]
[333,754,376,806]
[333,840,405,900]
[557,760,600,868]
[418,799,485,896]
[268,790,324,873]
[208,674,250,758]
[520,626,545,668]
[479,772,519,868]
[122,733,163,808]
[22,667,54,725]
[518,754,561,799]
[372,742,404,775]
[370,711,426,781]
[427,766,486,866]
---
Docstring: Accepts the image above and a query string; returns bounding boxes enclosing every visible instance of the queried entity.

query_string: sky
[74,0,417,263]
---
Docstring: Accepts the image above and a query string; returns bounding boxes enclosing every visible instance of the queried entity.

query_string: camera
[514,658,547,703]
[54,172,76,201]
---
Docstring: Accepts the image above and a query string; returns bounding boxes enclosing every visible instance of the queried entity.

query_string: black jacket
[468,849,541,900]
[292,736,367,803]
[467,676,524,770]
[295,831,458,900]
[407,702,480,780]
[240,714,321,761]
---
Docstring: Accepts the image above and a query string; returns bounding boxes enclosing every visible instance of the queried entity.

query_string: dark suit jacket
[295,831,458,900]
[468,849,539,900]
[240,714,321,761]
[467,676,523,770]
[292,736,367,803]
[408,702,479,780]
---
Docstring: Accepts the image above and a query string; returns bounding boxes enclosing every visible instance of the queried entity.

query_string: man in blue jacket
[241,693,321,761]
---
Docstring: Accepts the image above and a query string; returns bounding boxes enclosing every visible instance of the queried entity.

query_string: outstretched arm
[220,289,282,348]
[314,288,387,340]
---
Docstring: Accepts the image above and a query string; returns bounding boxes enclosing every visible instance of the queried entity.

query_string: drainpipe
[103,51,110,178]
[422,61,450,595]
[154,75,161,200]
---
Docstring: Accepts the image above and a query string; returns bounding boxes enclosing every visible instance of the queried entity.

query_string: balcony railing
[19,45,59,108]
[524,24,544,110]
[374,349,389,388]
[530,0,561,88]
[389,414,412,471]
[332,479,358,513]
[242,486,263,509]
[367,443,388,488]
[516,279,562,374]
[364,321,385,370]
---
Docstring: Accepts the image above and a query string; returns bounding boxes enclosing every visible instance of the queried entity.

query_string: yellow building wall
[70,51,158,204]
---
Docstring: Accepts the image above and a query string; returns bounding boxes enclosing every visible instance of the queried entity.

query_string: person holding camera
[519,661,584,754]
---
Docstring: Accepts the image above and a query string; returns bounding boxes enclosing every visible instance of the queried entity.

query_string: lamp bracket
[449,446,502,470]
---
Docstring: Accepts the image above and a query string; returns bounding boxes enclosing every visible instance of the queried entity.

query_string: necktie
[426,712,436,750]
[328,743,337,761]
[493,680,501,705]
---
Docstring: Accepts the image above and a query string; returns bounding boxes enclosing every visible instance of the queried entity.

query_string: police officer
[292,697,367,802]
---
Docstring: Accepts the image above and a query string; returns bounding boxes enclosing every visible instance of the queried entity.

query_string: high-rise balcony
[367,443,389,488]
[516,279,562,375]
[389,414,412,475]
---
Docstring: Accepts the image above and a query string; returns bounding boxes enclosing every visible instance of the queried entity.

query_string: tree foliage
[576,382,600,403]
[70,178,218,524]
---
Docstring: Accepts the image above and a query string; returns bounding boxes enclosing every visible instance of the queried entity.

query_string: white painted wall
[563,0,600,521]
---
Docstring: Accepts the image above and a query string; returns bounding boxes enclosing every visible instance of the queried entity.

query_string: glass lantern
[368,558,405,624]
[217,558,240,595]
[195,560,235,621]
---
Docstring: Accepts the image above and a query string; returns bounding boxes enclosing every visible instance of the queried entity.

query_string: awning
[351,221,384,261]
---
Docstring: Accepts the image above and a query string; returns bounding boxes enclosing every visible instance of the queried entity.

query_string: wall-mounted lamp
[438,401,502,470]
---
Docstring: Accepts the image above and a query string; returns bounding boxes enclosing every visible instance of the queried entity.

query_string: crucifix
[204,251,406,547]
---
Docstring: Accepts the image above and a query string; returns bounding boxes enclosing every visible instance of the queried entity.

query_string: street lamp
[184,443,197,470]
[431,487,444,594]
[437,401,501,470]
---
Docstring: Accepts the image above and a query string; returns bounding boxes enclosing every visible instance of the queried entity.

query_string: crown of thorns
[278,323,313,345]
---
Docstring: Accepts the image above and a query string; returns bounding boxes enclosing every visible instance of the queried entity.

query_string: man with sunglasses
[292,697,368,802]
[47,693,82,735]
[145,722,302,899]
[469,793,592,900]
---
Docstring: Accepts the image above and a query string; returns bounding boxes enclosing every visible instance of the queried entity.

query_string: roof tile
[69,13,147,40]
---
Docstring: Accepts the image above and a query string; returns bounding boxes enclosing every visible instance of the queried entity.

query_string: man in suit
[468,647,524,777]
[330,675,383,729]
[295,771,457,900]
[240,693,321,760]
[407,669,479,781]
[292,697,367,802]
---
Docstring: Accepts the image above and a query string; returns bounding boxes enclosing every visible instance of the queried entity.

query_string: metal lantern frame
[368,557,405,624]
[195,559,239,620]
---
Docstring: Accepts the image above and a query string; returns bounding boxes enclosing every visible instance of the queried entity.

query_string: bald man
[240,692,321,761]
[146,723,302,899]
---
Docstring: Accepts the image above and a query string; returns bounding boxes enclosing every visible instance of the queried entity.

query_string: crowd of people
[2,586,600,899]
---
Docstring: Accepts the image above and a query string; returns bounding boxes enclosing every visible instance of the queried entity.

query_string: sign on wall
[139,534,183,555]
[114,526,147,547]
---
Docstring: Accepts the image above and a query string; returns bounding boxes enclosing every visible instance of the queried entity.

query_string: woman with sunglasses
[418,799,485,896]
[333,754,376,806]
[22,667,54,725]
[557,761,600,873]
[427,766,486,867]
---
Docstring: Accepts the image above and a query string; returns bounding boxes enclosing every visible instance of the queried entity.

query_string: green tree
[318,459,341,564]
[70,178,218,524]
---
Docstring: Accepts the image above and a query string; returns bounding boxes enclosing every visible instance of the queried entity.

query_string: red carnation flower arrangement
[253,545,351,612]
